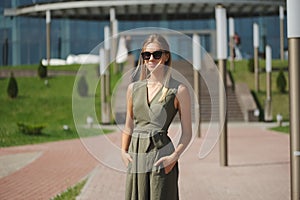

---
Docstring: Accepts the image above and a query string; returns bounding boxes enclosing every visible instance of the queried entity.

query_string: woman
[121,34,192,200]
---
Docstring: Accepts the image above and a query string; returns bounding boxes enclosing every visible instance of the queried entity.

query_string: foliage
[37,60,48,78]
[17,122,45,135]
[53,179,87,200]
[276,69,287,93]
[247,58,255,73]
[270,125,289,134]
[7,72,18,98]
[77,75,89,97]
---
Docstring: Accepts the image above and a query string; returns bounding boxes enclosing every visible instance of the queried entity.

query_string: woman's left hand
[154,153,179,174]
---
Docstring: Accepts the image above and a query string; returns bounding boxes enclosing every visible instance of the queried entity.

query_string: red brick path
[0,139,98,200]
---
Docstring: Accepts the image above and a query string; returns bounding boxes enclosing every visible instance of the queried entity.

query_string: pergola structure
[4,0,284,20]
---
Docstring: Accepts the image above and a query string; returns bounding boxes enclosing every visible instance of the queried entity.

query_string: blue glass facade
[0,0,287,66]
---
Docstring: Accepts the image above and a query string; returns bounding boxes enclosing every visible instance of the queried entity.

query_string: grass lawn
[0,64,121,147]
[230,59,289,121]
[270,125,290,134]
[53,179,87,200]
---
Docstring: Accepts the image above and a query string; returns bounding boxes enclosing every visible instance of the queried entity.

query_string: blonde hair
[135,34,172,102]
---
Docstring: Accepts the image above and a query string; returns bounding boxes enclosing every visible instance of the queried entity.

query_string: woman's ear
[165,53,170,62]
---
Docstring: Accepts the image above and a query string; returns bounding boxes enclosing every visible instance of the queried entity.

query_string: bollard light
[266,45,272,73]
[104,26,110,50]
[216,6,227,59]
[193,34,201,71]
[253,23,259,48]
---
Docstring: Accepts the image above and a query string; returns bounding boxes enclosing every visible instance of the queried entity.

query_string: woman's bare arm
[121,83,134,166]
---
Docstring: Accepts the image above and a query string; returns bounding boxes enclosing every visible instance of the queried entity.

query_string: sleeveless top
[132,78,180,132]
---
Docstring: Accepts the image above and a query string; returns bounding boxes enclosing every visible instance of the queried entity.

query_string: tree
[276,69,287,93]
[7,72,18,98]
[38,60,47,78]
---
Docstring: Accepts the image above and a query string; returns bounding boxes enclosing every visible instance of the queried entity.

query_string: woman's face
[142,42,169,72]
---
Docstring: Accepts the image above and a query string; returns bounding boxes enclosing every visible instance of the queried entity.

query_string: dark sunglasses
[141,50,167,60]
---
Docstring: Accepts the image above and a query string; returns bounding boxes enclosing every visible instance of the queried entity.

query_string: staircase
[172,60,244,122]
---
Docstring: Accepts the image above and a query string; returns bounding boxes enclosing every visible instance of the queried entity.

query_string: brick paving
[77,123,290,200]
[0,123,290,200]
[0,139,98,200]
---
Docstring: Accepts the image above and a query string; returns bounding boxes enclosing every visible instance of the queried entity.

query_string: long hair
[135,34,172,102]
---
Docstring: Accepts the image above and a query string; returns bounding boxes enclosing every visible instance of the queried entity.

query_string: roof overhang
[4,0,286,21]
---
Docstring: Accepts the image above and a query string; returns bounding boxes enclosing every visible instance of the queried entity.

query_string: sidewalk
[0,123,290,200]
[77,123,290,200]
[0,139,98,200]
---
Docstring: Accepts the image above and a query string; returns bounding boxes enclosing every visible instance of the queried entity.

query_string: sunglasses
[141,50,167,60]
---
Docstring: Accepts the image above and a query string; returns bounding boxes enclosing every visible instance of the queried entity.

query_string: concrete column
[287,0,300,199]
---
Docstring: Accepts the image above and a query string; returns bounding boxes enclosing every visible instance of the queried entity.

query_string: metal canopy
[4,0,285,21]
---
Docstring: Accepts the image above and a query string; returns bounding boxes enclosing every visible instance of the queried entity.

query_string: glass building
[0,0,287,66]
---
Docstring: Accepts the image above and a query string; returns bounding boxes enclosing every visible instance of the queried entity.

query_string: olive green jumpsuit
[125,78,180,200]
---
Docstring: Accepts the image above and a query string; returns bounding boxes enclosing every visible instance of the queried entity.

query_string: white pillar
[46,10,51,66]
[253,23,260,92]
[279,6,285,60]
[264,45,272,122]
[193,33,201,138]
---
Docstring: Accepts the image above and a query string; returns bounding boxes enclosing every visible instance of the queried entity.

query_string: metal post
[99,26,111,124]
[104,26,111,100]
[289,38,300,200]
[219,59,228,166]
[279,6,285,60]
[46,10,51,66]
[287,0,300,199]
[216,5,228,167]
[110,8,118,74]
[253,23,260,92]
[229,18,235,71]
[193,34,201,138]
[264,45,272,122]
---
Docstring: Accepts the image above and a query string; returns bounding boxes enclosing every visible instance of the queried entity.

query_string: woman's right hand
[121,151,133,167]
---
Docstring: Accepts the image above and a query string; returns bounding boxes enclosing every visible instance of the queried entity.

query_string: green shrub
[247,58,255,73]
[38,60,48,78]
[7,72,18,98]
[17,122,45,135]
[77,75,88,97]
[276,69,287,93]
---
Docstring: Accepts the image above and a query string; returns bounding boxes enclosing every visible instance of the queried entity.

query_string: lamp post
[46,10,51,66]
[193,33,201,138]
[99,26,111,124]
[229,17,235,71]
[287,0,300,199]
[110,8,119,74]
[253,23,260,92]
[279,6,285,60]
[216,5,228,167]
[264,45,272,122]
